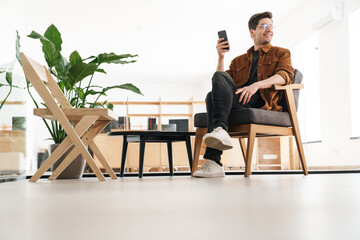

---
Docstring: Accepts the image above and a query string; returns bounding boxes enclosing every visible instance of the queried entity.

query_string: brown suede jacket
[225,43,294,112]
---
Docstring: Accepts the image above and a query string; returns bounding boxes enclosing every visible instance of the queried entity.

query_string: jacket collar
[247,43,272,59]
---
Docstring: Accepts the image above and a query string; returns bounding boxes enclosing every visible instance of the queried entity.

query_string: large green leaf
[69,50,83,66]
[90,53,138,65]
[40,38,61,67]
[44,24,62,52]
[28,30,62,68]
[54,55,70,80]
[103,83,143,95]
[68,63,98,86]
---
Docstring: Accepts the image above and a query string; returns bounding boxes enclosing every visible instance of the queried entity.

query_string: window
[292,33,322,143]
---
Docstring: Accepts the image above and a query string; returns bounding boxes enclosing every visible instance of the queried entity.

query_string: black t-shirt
[240,50,265,108]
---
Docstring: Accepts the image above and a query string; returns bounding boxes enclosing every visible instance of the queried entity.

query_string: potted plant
[17,25,143,178]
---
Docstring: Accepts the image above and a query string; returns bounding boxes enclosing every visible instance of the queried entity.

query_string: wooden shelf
[108,97,205,131]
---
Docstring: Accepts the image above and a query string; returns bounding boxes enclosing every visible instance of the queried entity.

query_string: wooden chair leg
[51,117,105,181]
[245,126,256,177]
[29,138,72,182]
[89,141,117,179]
[293,130,308,175]
[29,116,99,182]
[238,137,251,175]
[48,120,109,180]
[284,88,308,176]
[192,128,207,175]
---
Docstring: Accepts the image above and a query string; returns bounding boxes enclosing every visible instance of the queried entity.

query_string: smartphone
[218,30,229,50]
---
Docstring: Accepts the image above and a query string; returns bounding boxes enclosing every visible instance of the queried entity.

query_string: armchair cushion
[194,109,291,128]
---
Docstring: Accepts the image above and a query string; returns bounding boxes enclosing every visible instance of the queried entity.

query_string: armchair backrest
[293,69,303,111]
[279,69,303,112]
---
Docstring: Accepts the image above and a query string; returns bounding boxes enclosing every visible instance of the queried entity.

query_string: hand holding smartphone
[218,30,230,50]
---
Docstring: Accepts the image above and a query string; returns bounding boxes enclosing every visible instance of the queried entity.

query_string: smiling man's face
[250,18,273,47]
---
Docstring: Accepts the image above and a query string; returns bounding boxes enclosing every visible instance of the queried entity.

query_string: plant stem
[76,81,82,108]
[82,72,95,106]
[93,90,104,107]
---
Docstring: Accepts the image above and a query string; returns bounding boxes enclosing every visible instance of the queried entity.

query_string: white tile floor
[1,174,360,240]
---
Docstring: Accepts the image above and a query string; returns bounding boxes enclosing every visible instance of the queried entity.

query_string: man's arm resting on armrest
[255,73,285,89]
[236,74,285,104]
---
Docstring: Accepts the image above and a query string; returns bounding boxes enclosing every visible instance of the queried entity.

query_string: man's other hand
[235,83,259,105]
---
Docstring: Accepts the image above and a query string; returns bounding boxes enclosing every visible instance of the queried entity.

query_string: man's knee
[205,91,212,103]
[212,71,226,82]
[212,71,232,87]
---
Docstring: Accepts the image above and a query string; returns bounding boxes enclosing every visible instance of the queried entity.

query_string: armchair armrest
[274,84,304,91]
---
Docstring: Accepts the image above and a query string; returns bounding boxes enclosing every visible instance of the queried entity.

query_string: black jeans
[203,71,263,165]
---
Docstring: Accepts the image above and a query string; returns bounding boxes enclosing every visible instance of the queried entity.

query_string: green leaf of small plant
[106,102,114,110]
[5,72,12,86]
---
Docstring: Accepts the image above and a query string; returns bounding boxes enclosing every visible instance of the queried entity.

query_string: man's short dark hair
[248,11,273,30]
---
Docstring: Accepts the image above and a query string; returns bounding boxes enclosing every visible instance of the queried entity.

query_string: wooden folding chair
[192,69,308,177]
[20,52,118,182]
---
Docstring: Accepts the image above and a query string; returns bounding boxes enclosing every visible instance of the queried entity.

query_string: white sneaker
[204,126,233,151]
[193,160,225,178]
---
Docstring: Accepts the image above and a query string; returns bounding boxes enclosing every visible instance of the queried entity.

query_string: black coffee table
[107,131,196,178]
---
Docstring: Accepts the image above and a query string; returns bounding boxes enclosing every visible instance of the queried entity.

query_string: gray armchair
[192,69,308,177]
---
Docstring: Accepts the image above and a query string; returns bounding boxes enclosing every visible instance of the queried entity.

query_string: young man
[193,11,294,178]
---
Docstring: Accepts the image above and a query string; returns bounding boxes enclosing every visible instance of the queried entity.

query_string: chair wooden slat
[34,108,118,121]
[45,70,72,109]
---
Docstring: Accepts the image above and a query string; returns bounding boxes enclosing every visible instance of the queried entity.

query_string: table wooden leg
[167,141,174,176]
[139,137,146,178]
[120,135,128,178]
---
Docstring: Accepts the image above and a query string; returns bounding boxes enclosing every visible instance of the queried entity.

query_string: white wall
[1,0,359,169]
